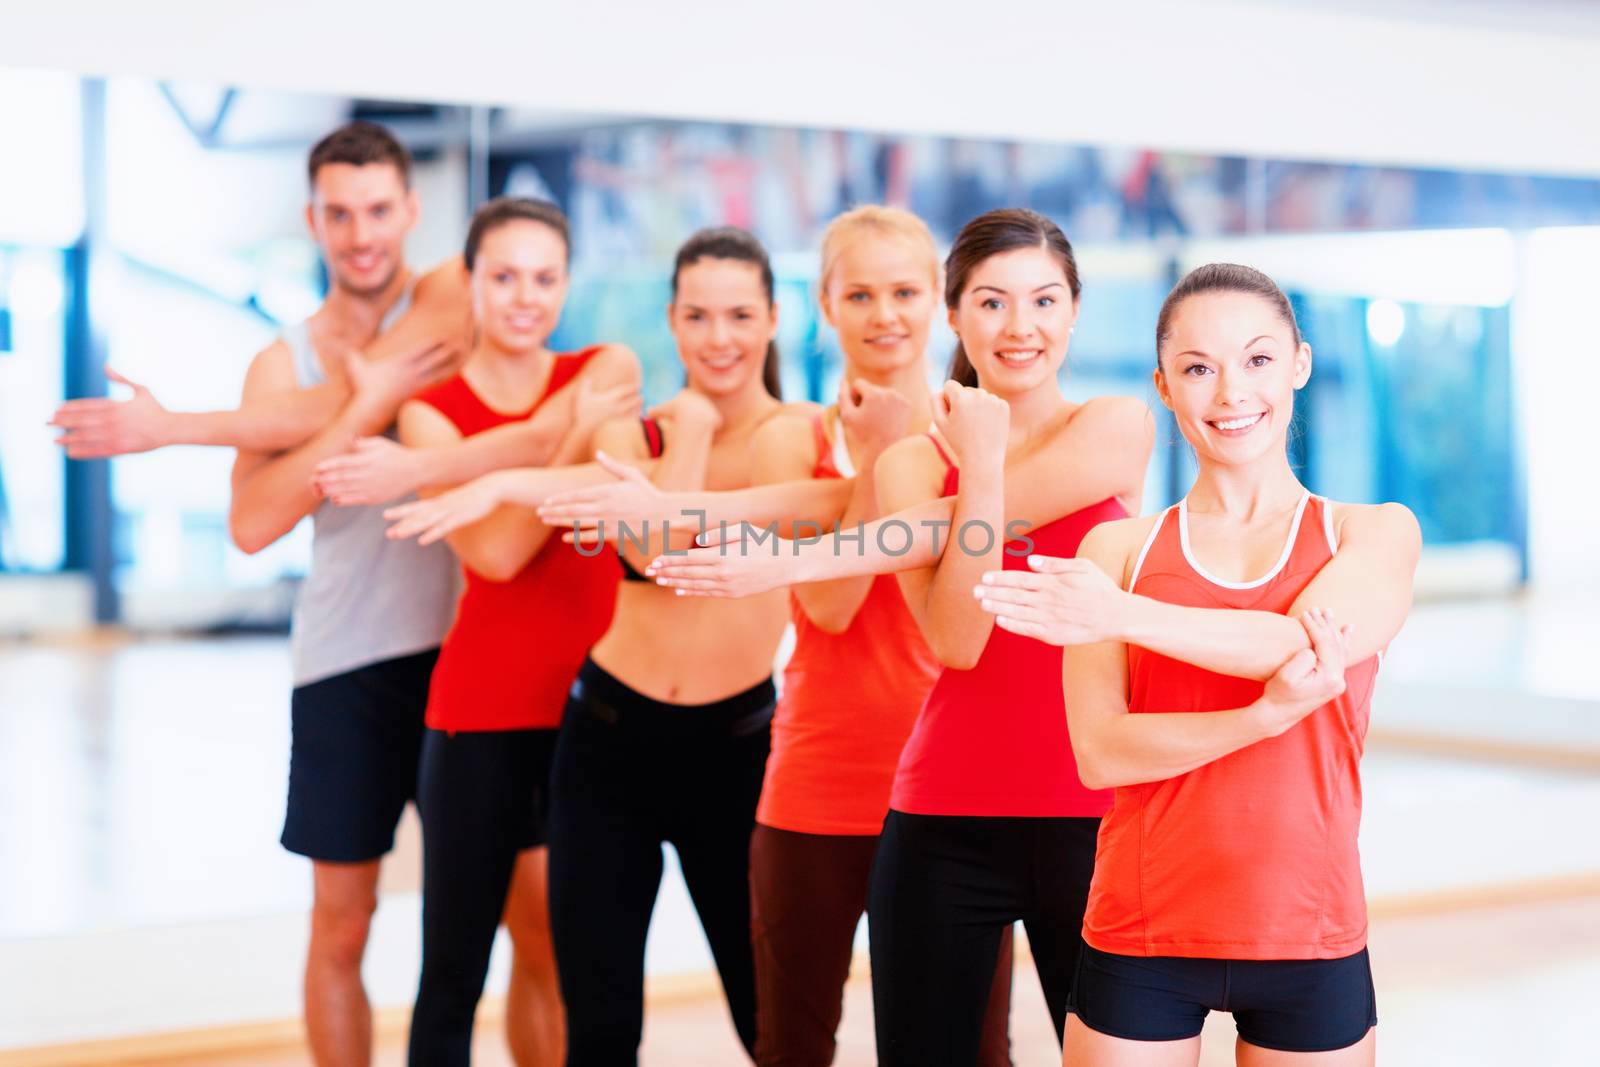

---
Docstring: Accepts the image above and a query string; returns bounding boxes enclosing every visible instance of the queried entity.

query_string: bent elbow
[1072,747,1116,792]
[931,638,983,672]
[229,513,270,556]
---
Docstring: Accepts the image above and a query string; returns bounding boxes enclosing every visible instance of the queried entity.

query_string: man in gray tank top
[227,122,464,1067]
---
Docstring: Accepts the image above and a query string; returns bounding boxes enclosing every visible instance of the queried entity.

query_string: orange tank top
[757,414,945,835]
[1083,494,1379,960]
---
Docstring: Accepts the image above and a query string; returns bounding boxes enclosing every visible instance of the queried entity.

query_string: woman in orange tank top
[974,264,1421,1066]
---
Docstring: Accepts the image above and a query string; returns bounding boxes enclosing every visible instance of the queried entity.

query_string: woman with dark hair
[645,208,1153,1066]
[387,225,815,1066]
[397,196,640,1067]
[974,263,1418,1067]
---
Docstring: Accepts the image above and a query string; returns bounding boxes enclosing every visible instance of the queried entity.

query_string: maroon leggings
[750,823,1014,1067]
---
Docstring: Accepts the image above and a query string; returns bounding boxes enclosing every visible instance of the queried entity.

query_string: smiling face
[948,245,1078,396]
[668,257,778,397]
[820,234,937,377]
[306,162,417,297]
[1155,290,1312,466]
[470,219,569,354]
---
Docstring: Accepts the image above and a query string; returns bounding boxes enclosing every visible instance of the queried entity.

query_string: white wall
[2,0,1599,178]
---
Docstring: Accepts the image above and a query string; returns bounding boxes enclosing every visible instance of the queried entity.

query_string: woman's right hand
[643,523,793,599]
[382,473,506,545]
[931,380,1008,470]
[1258,609,1351,736]
[536,451,665,544]
[838,377,912,460]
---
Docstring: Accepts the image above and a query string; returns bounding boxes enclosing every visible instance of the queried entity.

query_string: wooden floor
[151,894,1600,1067]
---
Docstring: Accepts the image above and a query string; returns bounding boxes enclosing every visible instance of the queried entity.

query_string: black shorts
[1070,942,1377,1053]
[418,725,559,853]
[280,648,437,863]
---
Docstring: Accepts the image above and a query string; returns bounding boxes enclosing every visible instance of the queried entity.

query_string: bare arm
[228,343,400,554]
[648,394,1153,600]
[1063,532,1354,789]
[979,502,1420,681]
[56,258,473,457]
[314,344,642,505]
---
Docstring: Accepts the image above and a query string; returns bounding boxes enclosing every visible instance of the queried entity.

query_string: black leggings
[408,726,557,1067]
[548,658,774,1067]
[868,810,1100,1067]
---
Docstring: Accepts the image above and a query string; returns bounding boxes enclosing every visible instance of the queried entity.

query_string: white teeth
[1213,414,1263,431]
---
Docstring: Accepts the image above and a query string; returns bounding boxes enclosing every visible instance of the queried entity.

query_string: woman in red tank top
[396,198,641,1067]
[647,209,1152,1066]
[974,264,1421,1065]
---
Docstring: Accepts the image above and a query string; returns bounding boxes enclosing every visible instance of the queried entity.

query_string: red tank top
[758,415,945,836]
[1083,494,1379,959]
[889,437,1124,818]
[412,348,621,732]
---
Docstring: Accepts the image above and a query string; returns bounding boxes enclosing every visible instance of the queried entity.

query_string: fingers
[1026,554,1089,575]
[992,616,1051,641]
[972,584,1054,612]
[976,597,1052,624]
[104,367,142,390]
[594,450,647,483]
[1277,646,1318,685]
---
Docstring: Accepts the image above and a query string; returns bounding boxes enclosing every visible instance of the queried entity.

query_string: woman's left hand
[971,553,1129,645]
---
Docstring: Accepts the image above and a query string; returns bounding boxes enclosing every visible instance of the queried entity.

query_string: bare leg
[1062,1014,1200,1067]
[503,846,564,1066]
[1236,1028,1375,1067]
[305,859,382,1067]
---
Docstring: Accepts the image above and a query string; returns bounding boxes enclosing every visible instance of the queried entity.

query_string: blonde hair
[818,205,940,292]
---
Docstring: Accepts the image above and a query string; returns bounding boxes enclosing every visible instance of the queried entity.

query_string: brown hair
[462,197,570,271]
[307,121,412,189]
[943,209,1081,388]
[671,227,783,399]
[819,205,940,291]
[1155,263,1301,366]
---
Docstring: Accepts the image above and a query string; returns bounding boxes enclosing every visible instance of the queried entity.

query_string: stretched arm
[314,344,641,505]
[1066,602,1351,790]
[229,343,404,554]
[979,502,1420,680]
[55,258,473,457]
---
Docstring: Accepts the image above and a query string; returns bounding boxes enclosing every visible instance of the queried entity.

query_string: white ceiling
[3,0,1597,177]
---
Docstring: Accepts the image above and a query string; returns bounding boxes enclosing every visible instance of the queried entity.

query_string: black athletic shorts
[280,648,437,863]
[1069,941,1377,1053]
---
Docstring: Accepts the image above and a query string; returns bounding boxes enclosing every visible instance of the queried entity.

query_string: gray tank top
[284,292,461,687]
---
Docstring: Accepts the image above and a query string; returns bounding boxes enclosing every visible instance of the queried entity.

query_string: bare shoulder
[1078,512,1161,585]
[582,342,642,382]
[775,399,824,421]
[397,397,461,448]
[752,409,818,460]
[592,413,650,460]
[1065,395,1154,439]
[413,256,469,304]
[1330,500,1422,552]
[240,338,297,397]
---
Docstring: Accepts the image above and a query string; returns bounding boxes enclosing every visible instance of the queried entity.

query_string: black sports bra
[618,418,665,583]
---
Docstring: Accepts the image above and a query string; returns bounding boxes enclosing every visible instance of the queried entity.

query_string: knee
[309,892,377,970]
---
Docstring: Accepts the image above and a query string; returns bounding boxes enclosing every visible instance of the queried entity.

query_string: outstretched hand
[973,554,1128,645]
[536,451,662,546]
[48,368,172,458]
[382,475,504,545]
[641,523,791,599]
[312,436,423,506]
